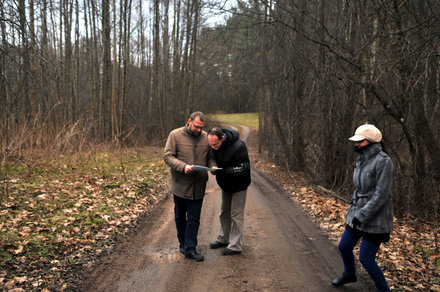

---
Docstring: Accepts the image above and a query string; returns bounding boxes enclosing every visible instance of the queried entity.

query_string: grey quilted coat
[345,143,394,234]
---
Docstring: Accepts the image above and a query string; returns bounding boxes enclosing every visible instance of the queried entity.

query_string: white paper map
[190,165,222,171]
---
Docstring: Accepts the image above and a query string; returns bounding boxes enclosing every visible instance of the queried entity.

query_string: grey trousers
[216,189,247,251]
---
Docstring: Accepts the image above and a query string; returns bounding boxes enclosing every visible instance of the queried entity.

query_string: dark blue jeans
[173,195,203,254]
[338,228,390,292]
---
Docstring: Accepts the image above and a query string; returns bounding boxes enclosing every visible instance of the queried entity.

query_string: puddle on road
[155,252,184,263]
[146,250,185,265]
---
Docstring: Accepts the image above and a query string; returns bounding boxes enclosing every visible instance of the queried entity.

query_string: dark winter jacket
[213,128,251,193]
[345,142,394,234]
[163,124,216,200]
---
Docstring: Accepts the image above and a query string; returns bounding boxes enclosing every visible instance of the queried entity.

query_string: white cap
[349,124,382,143]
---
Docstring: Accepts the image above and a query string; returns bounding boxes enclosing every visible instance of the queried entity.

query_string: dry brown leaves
[0,147,169,291]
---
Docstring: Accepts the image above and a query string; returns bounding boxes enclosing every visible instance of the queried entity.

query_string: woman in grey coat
[332,124,394,292]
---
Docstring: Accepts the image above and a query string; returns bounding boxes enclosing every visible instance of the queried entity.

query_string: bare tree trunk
[101,0,111,140]
[137,0,148,126]
[18,0,30,125]
[40,0,51,134]
[137,0,145,67]
[63,0,73,125]
[171,0,182,126]
[57,0,64,130]
[253,0,267,155]
[111,0,118,143]
[0,2,9,146]
[183,0,192,113]
[151,0,161,125]
[29,0,37,125]
[188,0,200,111]
[84,0,97,137]
[120,0,132,143]
[74,0,80,123]
[162,0,171,134]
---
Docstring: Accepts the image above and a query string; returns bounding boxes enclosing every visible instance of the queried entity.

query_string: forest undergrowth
[0,142,439,291]
[0,146,169,291]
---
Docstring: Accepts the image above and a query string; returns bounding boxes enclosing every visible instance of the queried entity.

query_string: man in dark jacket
[207,127,251,255]
[163,112,217,261]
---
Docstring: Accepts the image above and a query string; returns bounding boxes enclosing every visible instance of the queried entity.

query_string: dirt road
[82,127,375,292]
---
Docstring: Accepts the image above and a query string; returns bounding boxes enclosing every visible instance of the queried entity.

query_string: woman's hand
[352,217,361,228]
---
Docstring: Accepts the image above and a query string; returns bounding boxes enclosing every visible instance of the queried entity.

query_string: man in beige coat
[163,111,216,261]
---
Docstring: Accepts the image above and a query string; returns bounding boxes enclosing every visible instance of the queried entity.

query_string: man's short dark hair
[190,111,205,122]
[208,127,223,139]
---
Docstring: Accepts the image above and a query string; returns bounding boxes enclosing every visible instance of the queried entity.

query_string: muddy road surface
[82,127,375,292]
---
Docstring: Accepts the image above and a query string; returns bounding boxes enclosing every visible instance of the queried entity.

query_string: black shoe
[332,274,357,286]
[221,248,241,255]
[185,251,204,261]
[210,241,228,249]
[179,247,185,254]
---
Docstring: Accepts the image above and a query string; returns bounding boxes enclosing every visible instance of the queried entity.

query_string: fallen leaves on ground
[1,147,169,291]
